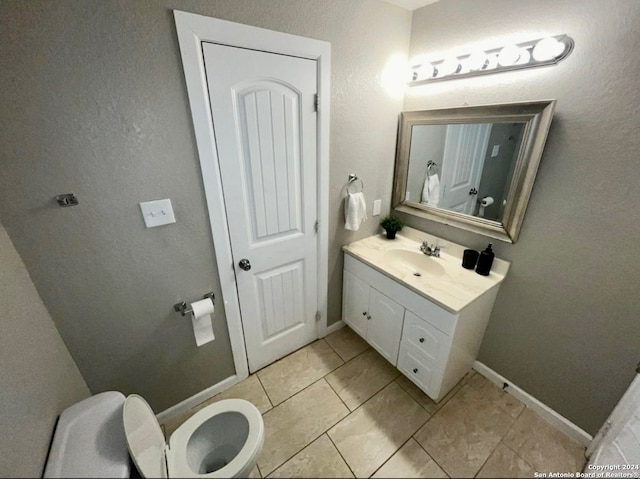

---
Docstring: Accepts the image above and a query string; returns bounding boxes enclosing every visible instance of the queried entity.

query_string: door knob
[413,368,418,374]
[469,188,478,195]
[238,259,251,271]
[419,337,425,343]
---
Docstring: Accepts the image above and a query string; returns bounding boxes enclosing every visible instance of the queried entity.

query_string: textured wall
[0,222,89,477]
[404,0,640,434]
[0,0,410,412]
[406,124,447,203]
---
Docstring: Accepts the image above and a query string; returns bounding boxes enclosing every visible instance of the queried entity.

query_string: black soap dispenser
[475,243,495,276]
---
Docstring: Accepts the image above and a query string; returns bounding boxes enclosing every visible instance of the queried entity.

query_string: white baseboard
[324,320,346,336]
[473,361,592,447]
[156,374,239,424]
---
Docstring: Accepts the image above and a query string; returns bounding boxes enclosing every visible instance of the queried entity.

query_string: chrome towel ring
[346,173,364,194]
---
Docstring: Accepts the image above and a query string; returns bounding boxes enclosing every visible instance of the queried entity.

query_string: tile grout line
[330,379,432,478]
[324,372,352,412]
[324,329,371,363]
[409,373,483,478]
[323,330,346,360]
[498,436,536,474]
[258,377,351,476]
[411,436,451,478]
[325,433,358,479]
[368,435,415,478]
[255,372,276,409]
[256,340,344,407]
[332,370,401,414]
[471,440,502,478]
[262,412,349,476]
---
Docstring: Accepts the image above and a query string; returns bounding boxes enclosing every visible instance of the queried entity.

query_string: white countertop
[342,226,510,313]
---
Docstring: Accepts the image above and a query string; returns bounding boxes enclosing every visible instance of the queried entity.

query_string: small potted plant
[379,215,404,240]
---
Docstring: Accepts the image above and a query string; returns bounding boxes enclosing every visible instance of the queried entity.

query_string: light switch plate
[491,145,500,158]
[373,199,382,216]
[139,199,176,228]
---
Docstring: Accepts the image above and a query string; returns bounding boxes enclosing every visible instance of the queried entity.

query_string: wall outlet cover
[373,199,382,216]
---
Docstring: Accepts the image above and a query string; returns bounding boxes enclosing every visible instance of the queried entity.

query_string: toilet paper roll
[481,196,494,207]
[190,298,215,347]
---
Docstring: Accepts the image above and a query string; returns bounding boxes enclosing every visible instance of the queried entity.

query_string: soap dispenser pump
[475,243,495,276]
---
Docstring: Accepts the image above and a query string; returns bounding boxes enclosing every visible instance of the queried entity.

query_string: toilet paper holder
[174,292,215,316]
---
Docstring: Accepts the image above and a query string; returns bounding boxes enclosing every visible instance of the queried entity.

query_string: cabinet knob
[367,315,371,320]
[362,312,367,316]
[413,368,418,374]
[419,337,425,343]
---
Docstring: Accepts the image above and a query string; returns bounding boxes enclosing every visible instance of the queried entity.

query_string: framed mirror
[392,100,556,243]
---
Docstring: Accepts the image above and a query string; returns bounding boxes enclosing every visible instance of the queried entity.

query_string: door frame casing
[174,11,331,381]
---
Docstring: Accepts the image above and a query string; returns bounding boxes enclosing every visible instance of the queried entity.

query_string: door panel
[256,261,305,340]
[368,288,404,365]
[203,43,318,372]
[342,270,369,339]
[238,85,303,240]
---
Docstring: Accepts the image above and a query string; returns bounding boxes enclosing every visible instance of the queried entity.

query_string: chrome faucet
[420,240,443,257]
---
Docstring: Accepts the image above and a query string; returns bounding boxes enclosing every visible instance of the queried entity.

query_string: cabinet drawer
[397,343,440,398]
[401,310,449,363]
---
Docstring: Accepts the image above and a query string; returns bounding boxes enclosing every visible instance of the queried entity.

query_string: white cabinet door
[368,288,405,365]
[342,270,370,338]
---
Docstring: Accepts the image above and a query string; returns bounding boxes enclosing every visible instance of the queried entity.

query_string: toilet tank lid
[123,394,168,478]
[44,391,131,478]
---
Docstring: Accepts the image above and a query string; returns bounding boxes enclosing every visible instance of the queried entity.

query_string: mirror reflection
[406,122,526,222]
[392,101,556,243]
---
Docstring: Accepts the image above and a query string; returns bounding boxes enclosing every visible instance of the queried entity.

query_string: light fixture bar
[409,35,574,86]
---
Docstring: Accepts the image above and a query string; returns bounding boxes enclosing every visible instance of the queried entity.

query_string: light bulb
[516,48,531,65]
[436,57,460,77]
[532,37,566,61]
[415,63,436,80]
[498,44,522,66]
[467,50,489,71]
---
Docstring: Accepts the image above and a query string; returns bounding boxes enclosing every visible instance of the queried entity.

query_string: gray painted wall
[406,124,447,203]
[404,0,640,434]
[0,222,89,478]
[0,0,410,412]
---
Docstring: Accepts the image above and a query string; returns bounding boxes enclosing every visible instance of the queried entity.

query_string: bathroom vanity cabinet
[342,229,508,402]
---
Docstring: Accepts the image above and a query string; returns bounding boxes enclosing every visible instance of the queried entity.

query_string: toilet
[123,394,264,478]
[44,391,264,478]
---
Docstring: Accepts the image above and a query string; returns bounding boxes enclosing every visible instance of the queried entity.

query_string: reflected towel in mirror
[421,174,440,206]
[344,192,368,231]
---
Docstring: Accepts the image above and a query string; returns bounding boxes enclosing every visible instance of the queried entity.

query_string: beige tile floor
[162,326,586,478]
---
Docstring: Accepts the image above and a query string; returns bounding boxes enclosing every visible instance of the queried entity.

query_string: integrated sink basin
[386,249,446,278]
[342,226,510,312]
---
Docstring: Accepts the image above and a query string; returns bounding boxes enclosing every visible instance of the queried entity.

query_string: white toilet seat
[167,399,264,478]
[123,395,264,478]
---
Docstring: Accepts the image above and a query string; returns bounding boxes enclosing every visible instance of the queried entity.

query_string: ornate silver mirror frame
[392,100,556,243]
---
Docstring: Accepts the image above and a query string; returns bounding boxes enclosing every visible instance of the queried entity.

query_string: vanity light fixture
[409,34,574,85]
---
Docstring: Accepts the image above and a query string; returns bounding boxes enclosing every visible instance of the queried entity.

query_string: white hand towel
[344,192,367,231]
[421,174,440,206]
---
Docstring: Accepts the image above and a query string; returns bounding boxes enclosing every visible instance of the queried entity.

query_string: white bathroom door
[587,372,640,470]
[203,43,319,372]
[439,124,491,214]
